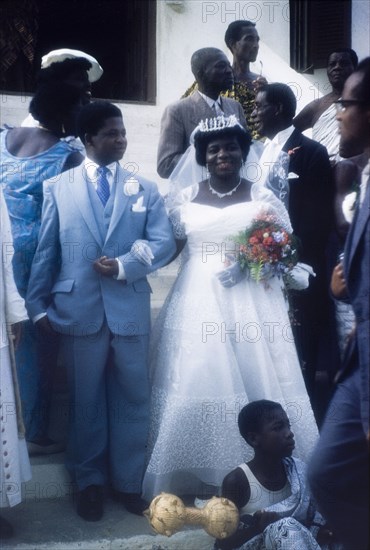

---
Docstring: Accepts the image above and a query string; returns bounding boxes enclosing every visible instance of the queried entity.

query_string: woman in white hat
[22,49,103,127]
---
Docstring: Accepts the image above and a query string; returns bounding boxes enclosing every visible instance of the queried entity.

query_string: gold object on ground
[145,493,239,539]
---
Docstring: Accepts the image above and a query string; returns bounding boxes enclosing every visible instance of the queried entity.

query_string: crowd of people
[0,21,369,550]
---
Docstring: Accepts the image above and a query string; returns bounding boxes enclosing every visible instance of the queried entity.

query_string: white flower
[272,231,284,242]
[342,191,357,224]
[123,177,140,196]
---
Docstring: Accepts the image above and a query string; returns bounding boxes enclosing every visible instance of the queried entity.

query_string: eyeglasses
[334,99,369,112]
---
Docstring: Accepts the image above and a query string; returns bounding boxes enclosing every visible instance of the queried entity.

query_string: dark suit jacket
[342,177,370,435]
[157,90,247,178]
[282,129,334,267]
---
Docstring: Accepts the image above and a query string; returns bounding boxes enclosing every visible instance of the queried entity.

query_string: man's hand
[216,260,245,288]
[36,315,55,335]
[130,240,154,266]
[93,256,119,277]
[330,262,348,299]
[11,322,23,349]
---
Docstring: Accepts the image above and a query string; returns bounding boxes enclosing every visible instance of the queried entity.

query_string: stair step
[2,495,214,549]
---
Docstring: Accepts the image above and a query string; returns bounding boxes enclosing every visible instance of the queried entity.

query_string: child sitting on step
[215,400,337,550]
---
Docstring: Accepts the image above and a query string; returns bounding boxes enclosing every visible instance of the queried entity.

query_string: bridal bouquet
[232,215,299,283]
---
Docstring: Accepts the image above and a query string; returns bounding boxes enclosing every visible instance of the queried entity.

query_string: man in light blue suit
[308,58,370,550]
[26,101,176,521]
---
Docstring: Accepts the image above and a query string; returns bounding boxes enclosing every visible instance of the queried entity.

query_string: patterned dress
[0,129,80,441]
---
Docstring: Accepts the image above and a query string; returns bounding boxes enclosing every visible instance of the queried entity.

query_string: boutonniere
[123,176,142,196]
[287,146,301,156]
[342,191,358,223]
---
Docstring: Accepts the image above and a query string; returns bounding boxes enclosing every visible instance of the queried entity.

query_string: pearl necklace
[208,178,242,198]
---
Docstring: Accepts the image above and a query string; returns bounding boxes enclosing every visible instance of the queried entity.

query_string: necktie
[212,100,223,116]
[96,166,110,207]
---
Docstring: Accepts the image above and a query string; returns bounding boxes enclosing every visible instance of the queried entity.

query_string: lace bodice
[182,199,272,262]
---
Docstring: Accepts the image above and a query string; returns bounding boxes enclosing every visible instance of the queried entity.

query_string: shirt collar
[84,157,118,185]
[362,159,370,177]
[265,125,295,147]
[198,91,222,110]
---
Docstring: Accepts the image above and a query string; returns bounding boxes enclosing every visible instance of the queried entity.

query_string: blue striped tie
[96,166,110,207]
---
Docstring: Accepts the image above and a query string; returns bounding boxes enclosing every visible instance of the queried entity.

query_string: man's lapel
[345,179,370,274]
[68,165,103,246]
[281,129,304,172]
[221,97,235,117]
[190,91,215,124]
[105,164,131,242]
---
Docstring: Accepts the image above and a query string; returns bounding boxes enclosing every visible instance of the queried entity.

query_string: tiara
[196,115,243,133]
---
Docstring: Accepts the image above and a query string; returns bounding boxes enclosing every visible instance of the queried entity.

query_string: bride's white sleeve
[251,183,293,233]
[164,184,198,240]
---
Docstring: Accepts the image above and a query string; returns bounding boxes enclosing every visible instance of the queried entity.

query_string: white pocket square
[288,172,299,179]
[131,196,146,212]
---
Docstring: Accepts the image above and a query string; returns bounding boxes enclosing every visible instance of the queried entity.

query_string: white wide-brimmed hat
[41,48,103,82]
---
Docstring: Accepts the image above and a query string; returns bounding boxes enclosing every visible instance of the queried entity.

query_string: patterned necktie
[96,166,110,207]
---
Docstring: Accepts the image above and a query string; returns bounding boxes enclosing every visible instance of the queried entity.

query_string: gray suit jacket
[26,164,176,336]
[157,91,247,178]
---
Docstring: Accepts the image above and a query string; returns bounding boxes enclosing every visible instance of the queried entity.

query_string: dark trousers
[307,366,369,550]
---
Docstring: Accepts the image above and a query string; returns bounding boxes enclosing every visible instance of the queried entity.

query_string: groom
[26,101,176,521]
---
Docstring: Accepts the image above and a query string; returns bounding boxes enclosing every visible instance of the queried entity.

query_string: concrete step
[1,495,214,549]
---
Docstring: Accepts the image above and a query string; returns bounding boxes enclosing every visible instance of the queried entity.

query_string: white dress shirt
[360,159,370,206]
[198,91,224,116]
[258,125,296,186]
[84,157,125,280]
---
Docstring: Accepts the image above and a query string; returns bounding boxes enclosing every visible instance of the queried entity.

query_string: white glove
[216,261,245,288]
[284,262,316,290]
[130,240,154,266]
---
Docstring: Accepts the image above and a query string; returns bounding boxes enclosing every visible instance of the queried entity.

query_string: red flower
[287,146,301,156]
[231,216,299,283]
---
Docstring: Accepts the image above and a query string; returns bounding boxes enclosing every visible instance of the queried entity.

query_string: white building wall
[351,0,370,61]
[1,0,367,185]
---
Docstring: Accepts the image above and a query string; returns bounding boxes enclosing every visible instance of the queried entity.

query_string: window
[290,0,351,73]
[0,0,156,103]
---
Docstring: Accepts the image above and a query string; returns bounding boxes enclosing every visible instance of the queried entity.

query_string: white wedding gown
[143,185,318,500]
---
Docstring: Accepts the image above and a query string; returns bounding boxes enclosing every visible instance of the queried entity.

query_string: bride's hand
[216,261,245,288]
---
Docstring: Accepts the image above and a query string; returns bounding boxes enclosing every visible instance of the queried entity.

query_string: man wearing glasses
[308,58,370,550]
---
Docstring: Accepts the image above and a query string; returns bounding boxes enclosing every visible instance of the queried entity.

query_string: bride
[143,116,318,501]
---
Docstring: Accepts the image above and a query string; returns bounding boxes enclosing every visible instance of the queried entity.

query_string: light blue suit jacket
[26,163,176,336]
